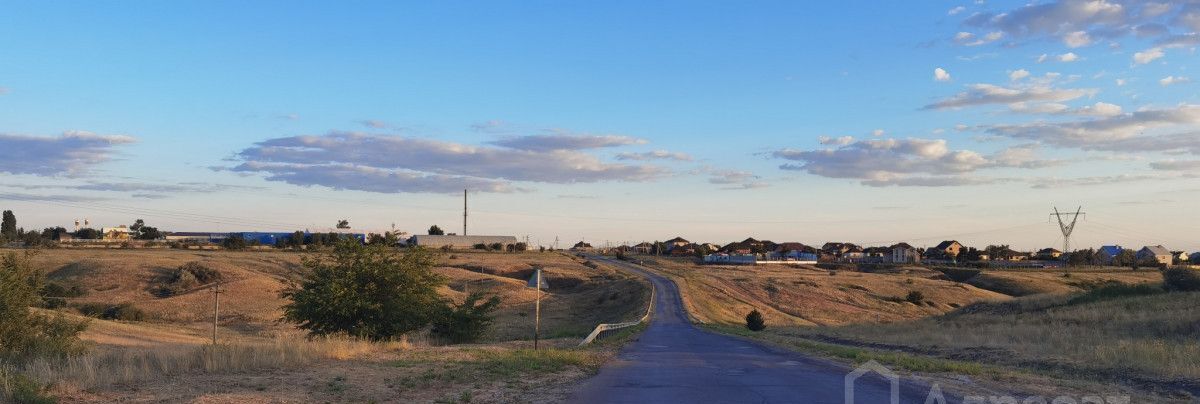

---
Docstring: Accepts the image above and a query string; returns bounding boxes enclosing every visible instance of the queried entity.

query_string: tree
[129,219,162,240]
[222,234,248,250]
[74,228,101,240]
[0,252,88,360]
[286,231,306,249]
[282,240,445,340]
[336,219,351,229]
[430,292,501,344]
[745,309,766,331]
[428,225,445,235]
[1,210,16,240]
[1114,249,1137,267]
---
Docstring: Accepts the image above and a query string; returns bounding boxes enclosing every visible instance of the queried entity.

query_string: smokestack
[463,189,468,236]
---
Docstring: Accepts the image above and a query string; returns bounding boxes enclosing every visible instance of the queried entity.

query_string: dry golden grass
[965,269,1161,296]
[27,249,649,343]
[7,248,650,402]
[647,257,1007,326]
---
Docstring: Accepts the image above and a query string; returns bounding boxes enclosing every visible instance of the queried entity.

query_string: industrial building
[408,235,518,249]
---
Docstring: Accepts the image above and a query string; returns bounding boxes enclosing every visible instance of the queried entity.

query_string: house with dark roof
[1137,245,1172,266]
[774,242,819,261]
[665,236,690,251]
[1096,245,1125,265]
[1035,248,1063,260]
[570,241,594,252]
[928,240,963,260]
[889,243,922,264]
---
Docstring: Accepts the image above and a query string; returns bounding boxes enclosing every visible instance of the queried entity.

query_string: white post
[534,270,541,350]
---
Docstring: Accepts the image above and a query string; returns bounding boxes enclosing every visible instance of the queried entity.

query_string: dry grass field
[6,247,650,403]
[643,256,1194,400]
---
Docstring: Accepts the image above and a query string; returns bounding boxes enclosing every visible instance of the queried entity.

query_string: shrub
[1068,282,1164,305]
[745,309,766,331]
[1162,267,1200,292]
[75,302,145,321]
[282,239,445,340]
[582,261,598,269]
[430,292,501,344]
[2,372,55,404]
[0,252,88,361]
[156,262,222,297]
[905,290,925,304]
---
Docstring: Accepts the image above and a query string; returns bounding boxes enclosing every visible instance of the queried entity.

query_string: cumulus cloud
[948,6,966,15]
[1009,69,1031,81]
[773,138,997,187]
[488,131,646,151]
[1134,47,1165,64]
[984,104,1200,154]
[614,150,693,161]
[1009,101,1123,116]
[1160,76,1190,86]
[0,131,135,176]
[1063,30,1093,47]
[924,83,1094,109]
[1057,52,1080,62]
[954,31,1004,46]
[818,135,855,146]
[226,131,668,194]
[934,67,952,82]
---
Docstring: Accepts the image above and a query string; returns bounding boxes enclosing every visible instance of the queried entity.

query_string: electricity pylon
[1050,206,1085,253]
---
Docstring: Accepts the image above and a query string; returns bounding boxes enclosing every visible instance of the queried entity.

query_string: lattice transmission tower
[1050,206,1085,253]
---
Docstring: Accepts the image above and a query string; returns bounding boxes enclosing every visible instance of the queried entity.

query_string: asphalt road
[570,256,948,404]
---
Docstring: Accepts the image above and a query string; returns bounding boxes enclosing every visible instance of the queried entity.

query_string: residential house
[102,226,133,241]
[665,237,690,251]
[862,246,890,263]
[632,242,653,254]
[889,243,922,264]
[1036,248,1063,261]
[669,243,698,256]
[928,240,963,261]
[774,242,819,262]
[841,245,866,262]
[1189,252,1200,264]
[1096,245,1124,265]
[1137,245,1172,266]
[703,254,757,265]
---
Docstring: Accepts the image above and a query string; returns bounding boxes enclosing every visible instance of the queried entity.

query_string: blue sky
[2,1,1199,251]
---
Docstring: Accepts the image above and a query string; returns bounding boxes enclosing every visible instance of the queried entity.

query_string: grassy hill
[26,249,649,345]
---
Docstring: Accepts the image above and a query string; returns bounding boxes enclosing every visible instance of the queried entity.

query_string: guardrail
[578,266,655,346]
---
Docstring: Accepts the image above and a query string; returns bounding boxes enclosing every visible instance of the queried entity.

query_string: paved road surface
[571,256,949,404]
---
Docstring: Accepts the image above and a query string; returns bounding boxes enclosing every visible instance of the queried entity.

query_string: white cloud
[489,131,647,151]
[924,83,1094,109]
[1075,102,1123,117]
[1008,102,1070,114]
[1037,54,1049,63]
[872,129,886,137]
[771,137,1037,187]
[359,120,390,129]
[1115,78,1126,86]
[984,104,1200,154]
[1009,69,1030,81]
[934,67,952,82]
[226,131,669,194]
[1160,76,1190,86]
[954,31,1003,46]
[614,150,693,161]
[1057,52,1080,62]
[1063,30,1092,47]
[703,169,769,190]
[1149,159,1200,171]
[818,135,856,146]
[1134,47,1164,64]
[0,131,135,176]
[948,6,966,16]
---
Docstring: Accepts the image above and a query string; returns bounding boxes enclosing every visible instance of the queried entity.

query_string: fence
[578,283,655,346]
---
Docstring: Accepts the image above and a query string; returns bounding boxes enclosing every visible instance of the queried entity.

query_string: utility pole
[211,282,221,346]
[1051,206,1085,253]
[463,189,468,236]
[534,269,541,350]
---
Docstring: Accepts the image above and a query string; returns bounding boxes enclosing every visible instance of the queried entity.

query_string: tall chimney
[463,189,468,236]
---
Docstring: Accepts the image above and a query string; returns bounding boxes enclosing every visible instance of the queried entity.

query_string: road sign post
[527,268,548,350]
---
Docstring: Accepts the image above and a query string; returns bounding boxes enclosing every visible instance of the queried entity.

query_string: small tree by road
[428,225,445,235]
[745,309,766,331]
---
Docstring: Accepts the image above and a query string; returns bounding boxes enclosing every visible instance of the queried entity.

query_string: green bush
[431,292,501,344]
[745,309,766,331]
[156,262,222,297]
[282,239,445,340]
[75,302,145,321]
[0,252,88,361]
[905,290,925,304]
[1068,282,1164,305]
[2,372,55,404]
[1162,267,1200,292]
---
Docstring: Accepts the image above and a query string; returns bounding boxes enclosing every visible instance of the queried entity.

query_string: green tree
[221,234,248,250]
[1,210,16,240]
[288,231,306,249]
[745,309,766,332]
[74,228,101,239]
[282,240,445,340]
[0,252,88,361]
[430,292,501,344]
[428,225,445,235]
[336,219,351,229]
